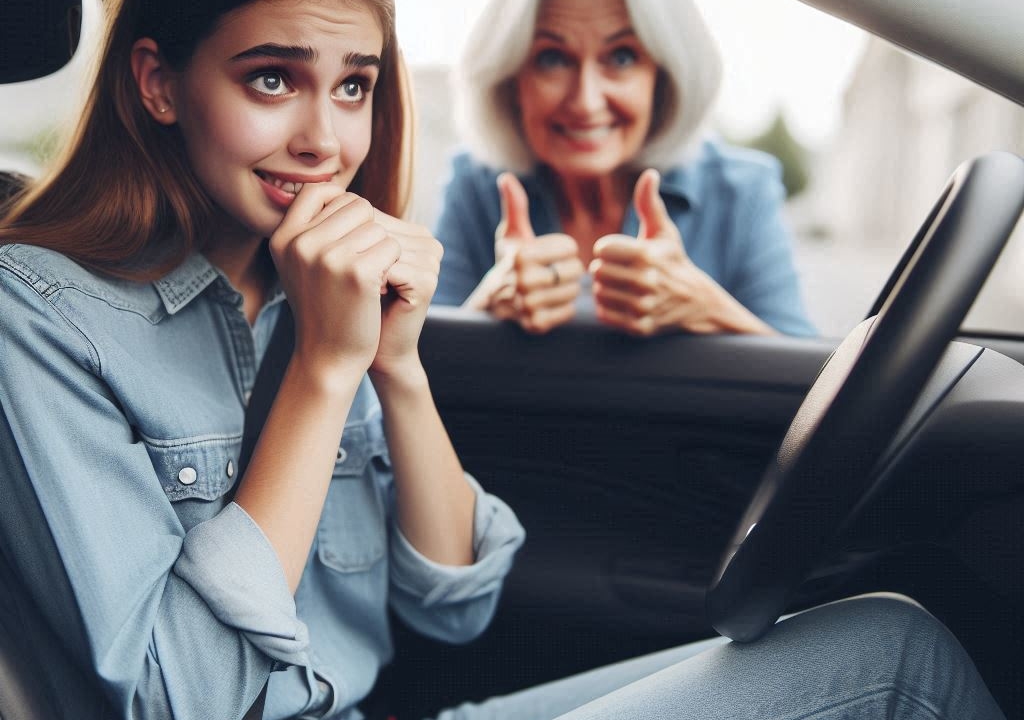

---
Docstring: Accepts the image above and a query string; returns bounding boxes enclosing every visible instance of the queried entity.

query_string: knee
[780,592,966,678]
[818,592,938,643]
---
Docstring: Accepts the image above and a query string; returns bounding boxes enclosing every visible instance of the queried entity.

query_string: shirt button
[226,460,235,479]
[336,448,347,463]
[243,390,252,406]
[177,467,198,486]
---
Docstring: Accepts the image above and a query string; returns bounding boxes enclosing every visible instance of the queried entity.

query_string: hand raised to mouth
[270,183,400,379]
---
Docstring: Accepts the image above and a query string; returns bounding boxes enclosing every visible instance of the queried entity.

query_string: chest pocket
[144,434,241,531]
[317,420,391,573]
[145,434,241,502]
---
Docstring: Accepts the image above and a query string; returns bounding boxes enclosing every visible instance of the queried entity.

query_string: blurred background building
[792,37,1024,335]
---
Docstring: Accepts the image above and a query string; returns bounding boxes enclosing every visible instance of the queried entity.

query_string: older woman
[432,0,816,337]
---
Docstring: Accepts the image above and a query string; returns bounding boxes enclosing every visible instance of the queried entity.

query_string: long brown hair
[0,0,412,280]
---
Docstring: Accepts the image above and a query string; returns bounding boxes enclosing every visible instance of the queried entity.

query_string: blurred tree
[743,111,810,198]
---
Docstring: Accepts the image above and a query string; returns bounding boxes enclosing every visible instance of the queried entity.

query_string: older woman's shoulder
[448,151,505,186]
[688,139,783,188]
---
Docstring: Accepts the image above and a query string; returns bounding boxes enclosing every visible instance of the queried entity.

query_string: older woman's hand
[466,173,584,334]
[590,170,775,337]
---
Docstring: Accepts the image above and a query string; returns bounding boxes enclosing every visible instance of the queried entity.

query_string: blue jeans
[433,593,1005,720]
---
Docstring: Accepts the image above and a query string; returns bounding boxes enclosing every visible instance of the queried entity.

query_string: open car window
[0,0,101,177]
[395,0,1024,339]
[2,0,1020,338]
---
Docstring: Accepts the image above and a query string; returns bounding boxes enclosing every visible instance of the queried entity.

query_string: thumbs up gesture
[590,169,771,336]
[466,173,584,334]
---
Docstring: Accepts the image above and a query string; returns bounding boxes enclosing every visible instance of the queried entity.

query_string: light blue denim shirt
[432,140,816,337]
[0,243,525,720]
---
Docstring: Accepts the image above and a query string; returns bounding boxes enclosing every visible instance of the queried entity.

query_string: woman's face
[166,0,384,239]
[514,0,658,180]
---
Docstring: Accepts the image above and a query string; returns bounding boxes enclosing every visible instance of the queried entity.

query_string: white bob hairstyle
[453,0,724,173]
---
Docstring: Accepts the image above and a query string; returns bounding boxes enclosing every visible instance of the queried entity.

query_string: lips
[254,169,304,196]
[254,169,338,210]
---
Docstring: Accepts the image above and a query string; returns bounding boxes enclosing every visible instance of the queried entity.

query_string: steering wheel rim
[706,151,1024,643]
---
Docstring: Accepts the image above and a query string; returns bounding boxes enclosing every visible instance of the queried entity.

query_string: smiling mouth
[254,170,304,196]
[556,125,616,142]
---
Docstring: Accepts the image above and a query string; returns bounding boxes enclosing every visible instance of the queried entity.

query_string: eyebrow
[534,28,636,44]
[231,43,318,63]
[230,44,381,69]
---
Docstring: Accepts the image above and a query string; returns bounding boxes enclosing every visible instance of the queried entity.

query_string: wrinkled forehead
[535,0,634,35]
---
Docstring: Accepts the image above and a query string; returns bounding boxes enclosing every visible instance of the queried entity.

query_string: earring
[157,106,168,113]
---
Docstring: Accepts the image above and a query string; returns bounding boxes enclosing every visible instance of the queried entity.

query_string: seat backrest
[0,170,45,720]
[0,548,63,720]
[0,623,58,720]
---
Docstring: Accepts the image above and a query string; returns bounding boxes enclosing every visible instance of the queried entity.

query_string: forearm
[234,359,365,592]
[371,361,476,566]
[683,270,778,336]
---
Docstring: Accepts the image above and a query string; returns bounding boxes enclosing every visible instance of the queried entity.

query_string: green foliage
[22,127,63,164]
[741,112,810,198]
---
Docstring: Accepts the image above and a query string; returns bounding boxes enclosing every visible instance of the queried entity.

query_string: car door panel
[371,311,837,715]
[373,311,1024,717]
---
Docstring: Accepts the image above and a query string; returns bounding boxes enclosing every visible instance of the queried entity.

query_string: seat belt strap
[237,301,296,720]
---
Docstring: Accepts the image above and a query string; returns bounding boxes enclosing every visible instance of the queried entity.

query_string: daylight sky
[395,0,869,148]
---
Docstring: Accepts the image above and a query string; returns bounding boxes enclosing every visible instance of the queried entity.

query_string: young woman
[0,0,524,717]
[433,0,816,337]
[0,0,1005,719]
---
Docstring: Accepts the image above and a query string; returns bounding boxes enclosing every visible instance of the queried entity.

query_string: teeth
[562,126,613,141]
[259,171,303,195]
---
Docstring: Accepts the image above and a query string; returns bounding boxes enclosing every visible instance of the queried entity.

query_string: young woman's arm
[234,187,402,592]
[369,213,477,565]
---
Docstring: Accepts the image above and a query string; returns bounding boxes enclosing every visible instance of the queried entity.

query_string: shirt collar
[153,252,288,317]
[152,253,221,315]
[657,164,702,211]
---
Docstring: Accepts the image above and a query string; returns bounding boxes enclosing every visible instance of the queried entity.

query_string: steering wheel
[706,151,1024,642]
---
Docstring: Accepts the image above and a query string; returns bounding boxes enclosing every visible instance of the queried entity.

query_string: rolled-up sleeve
[174,502,309,663]
[388,473,525,644]
[0,271,305,720]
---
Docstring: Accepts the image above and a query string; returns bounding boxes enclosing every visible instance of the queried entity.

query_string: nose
[288,97,341,162]
[566,61,606,115]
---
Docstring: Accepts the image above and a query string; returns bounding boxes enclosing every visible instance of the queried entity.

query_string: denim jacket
[0,243,525,720]
[432,140,816,337]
